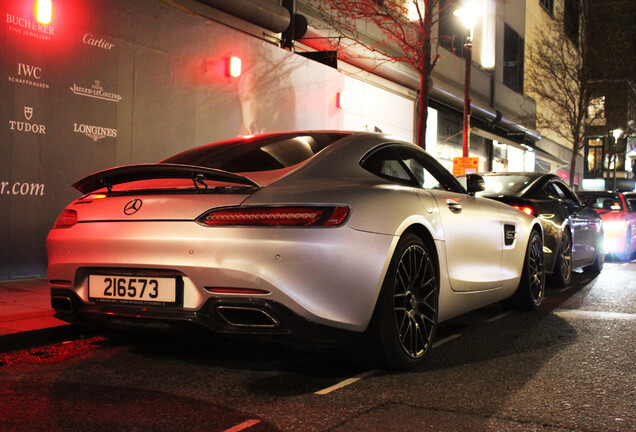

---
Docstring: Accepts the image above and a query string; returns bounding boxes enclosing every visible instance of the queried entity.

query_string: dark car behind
[459,172,604,287]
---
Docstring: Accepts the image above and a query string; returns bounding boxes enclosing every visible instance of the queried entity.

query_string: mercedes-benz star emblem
[124,199,143,215]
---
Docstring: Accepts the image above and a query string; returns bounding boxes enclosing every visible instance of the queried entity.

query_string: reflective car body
[463,172,604,286]
[47,132,544,369]
[578,191,636,260]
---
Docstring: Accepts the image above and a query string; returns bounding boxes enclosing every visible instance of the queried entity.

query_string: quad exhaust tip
[216,306,279,328]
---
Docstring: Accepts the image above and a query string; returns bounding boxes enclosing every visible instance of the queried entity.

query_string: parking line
[314,370,378,395]
[432,333,462,348]
[554,309,636,321]
[222,419,261,432]
[484,310,513,322]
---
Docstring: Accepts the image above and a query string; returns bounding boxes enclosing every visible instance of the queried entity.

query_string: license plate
[89,275,177,305]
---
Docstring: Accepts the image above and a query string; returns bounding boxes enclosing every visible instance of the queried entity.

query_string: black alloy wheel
[370,233,439,370]
[505,230,545,310]
[554,229,572,287]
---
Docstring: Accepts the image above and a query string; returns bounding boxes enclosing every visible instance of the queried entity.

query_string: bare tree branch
[313,0,452,149]
[525,0,592,186]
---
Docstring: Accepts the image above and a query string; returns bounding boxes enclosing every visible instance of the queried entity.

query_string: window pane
[504,24,524,92]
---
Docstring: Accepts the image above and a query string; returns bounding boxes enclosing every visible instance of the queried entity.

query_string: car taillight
[54,209,78,228]
[197,206,350,227]
[513,205,535,216]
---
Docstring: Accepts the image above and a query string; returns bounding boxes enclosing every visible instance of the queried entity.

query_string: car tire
[367,233,439,370]
[503,229,545,310]
[583,230,605,274]
[551,229,572,287]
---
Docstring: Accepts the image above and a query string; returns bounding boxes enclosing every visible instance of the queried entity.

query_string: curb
[0,324,98,353]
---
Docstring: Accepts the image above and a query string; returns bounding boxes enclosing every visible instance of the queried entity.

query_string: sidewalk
[0,278,80,352]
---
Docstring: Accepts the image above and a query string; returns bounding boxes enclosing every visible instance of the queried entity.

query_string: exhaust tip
[51,296,74,314]
[216,306,279,328]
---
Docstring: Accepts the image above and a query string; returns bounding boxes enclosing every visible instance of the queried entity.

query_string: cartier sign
[82,33,115,50]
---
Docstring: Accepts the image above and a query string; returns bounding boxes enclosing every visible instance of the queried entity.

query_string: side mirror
[466,174,485,196]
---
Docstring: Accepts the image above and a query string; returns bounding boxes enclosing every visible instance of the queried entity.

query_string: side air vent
[504,224,517,246]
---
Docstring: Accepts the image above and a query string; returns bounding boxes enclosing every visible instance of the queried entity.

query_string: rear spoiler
[73,163,259,194]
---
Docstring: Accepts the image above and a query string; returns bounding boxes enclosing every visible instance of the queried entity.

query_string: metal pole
[613,137,618,192]
[462,41,472,158]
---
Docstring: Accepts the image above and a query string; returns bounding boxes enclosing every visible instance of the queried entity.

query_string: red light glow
[205,287,270,295]
[54,209,78,228]
[513,205,535,216]
[336,91,346,110]
[198,206,349,227]
[227,56,242,78]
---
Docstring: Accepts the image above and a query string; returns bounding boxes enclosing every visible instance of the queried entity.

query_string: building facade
[1,0,586,278]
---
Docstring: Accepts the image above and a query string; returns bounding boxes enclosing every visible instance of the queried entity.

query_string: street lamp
[454,1,481,158]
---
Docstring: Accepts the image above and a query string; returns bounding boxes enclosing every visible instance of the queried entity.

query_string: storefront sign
[452,157,479,176]
[70,80,122,102]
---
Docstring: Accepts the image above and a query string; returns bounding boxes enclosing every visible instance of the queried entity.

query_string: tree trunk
[416,3,434,150]
[569,149,578,188]
[417,74,429,149]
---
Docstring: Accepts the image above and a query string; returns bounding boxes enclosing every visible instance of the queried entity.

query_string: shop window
[587,96,605,123]
[503,24,524,93]
[586,137,604,177]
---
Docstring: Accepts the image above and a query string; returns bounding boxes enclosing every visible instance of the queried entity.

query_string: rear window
[579,193,624,211]
[162,133,349,172]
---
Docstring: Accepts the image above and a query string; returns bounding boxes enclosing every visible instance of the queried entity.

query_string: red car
[578,191,636,260]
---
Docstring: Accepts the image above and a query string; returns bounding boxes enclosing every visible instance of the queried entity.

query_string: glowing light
[227,56,242,78]
[35,0,52,25]
[336,91,347,110]
[513,205,534,216]
[454,1,481,33]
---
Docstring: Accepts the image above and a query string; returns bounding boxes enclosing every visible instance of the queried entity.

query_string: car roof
[577,191,622,197]
[480,171,548,181]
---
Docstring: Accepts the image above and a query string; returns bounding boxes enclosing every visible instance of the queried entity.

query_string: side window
[381,160,411,181]
[544,183,563,200]
[361,146,418,186]
[553,181,579,203]
[361,145,464,192]
[625,198,636,212]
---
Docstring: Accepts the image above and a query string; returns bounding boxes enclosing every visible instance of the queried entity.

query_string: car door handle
[446,199,462,213]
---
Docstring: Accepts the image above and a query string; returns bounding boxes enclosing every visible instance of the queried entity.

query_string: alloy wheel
[559,232,572,282]
[392,244,438,359]
[528,232,545,305]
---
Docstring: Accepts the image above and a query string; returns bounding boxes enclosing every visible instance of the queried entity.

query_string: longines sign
[73,123,118,142]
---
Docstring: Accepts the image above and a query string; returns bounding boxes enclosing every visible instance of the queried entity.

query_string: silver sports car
[47,131,545,369]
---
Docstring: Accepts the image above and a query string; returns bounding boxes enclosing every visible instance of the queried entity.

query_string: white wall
[341,75,414,142]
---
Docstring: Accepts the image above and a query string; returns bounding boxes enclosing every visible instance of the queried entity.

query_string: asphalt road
[1,259,635,431]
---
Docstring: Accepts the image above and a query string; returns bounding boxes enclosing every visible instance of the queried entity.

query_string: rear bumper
[47,221,395,333]
[50,287,361,347]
